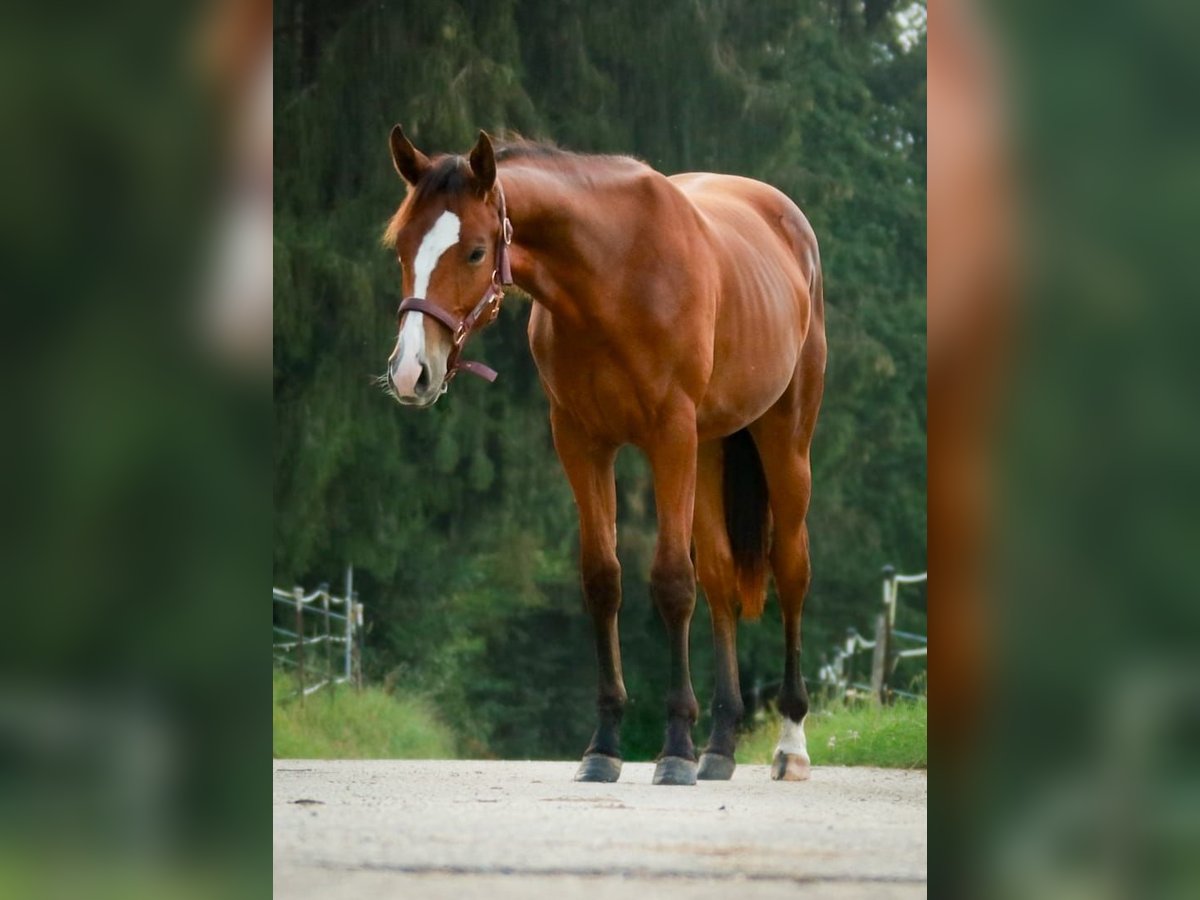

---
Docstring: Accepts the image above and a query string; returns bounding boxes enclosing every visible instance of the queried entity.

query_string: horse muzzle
[389,346,447,407]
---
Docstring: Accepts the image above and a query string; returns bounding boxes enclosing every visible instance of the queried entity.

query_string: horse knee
[650,560,695,624]
[581,556,621,617]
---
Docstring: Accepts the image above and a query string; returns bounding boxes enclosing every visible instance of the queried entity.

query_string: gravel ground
[274,760,927,899]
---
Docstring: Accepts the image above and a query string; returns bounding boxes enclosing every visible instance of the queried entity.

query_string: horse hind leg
[770,517,813,781]
[693,440,743,780]
[751,417,817,782]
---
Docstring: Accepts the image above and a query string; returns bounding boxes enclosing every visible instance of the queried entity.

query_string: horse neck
[498,160,633,325]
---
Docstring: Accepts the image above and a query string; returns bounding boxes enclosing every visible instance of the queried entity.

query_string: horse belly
[680,181,812,439]
[696,283,803,440]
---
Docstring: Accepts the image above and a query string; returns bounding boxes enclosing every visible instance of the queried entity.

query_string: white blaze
[392,210,461,394]
[411,210,462,298]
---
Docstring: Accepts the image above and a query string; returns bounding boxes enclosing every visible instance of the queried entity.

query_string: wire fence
[273,565,364,701]
[817,565,927,703]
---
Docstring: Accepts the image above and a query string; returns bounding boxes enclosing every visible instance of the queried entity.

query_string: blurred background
[0,0,270,896]
[930,0,1200,896]
[1,0,1196,896]
[272,0,927,765]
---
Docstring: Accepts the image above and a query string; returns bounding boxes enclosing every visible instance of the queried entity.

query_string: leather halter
[397,182,513,384]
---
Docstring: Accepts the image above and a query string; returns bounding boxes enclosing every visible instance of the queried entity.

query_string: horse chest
[529,316,665,441]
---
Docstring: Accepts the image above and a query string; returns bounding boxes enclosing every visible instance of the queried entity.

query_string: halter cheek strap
[397,182,513,384]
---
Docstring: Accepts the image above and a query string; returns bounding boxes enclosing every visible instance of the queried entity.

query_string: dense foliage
[274,0,926,761]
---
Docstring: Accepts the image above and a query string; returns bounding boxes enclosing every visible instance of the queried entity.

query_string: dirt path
[274,760,926,898]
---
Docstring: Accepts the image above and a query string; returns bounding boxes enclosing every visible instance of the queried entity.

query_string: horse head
[382,126,511,407]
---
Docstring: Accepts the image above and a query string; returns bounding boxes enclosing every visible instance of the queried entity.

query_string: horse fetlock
[702,723,738,759]
[777,668,810,723]
[777,690,810,724]
[666,689,699,724]
[586,713,623,756]
[704,710,741,760]
[596,689,627,720]
[662,710,698,760]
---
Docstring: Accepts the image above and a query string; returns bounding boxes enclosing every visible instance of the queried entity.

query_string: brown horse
[382,128,826,785]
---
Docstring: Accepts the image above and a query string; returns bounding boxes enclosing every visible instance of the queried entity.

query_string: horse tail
[723,428,771,620]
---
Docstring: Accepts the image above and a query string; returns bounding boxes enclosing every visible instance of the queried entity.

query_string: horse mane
[495,136,648,197]
[383,136,644,248]
[493,135,568,162]
[495,135,642,168]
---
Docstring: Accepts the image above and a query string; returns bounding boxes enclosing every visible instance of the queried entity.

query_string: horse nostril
[416,362,431,393]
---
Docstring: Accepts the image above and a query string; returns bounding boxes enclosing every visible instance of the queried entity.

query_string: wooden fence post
[870,613,888,704]
[870,565,896,704]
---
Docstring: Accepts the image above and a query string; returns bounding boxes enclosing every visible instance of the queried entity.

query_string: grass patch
[272,670,458,759]
[735,697,927,769]
[0,851,263,900]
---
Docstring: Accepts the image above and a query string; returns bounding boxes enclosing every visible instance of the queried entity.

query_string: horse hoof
[652,756,698,785]
[697,752,736,781]
[574,753,622,783]
[770,751,811,781]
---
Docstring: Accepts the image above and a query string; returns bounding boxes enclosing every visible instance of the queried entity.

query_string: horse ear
[468,130,497,192]
[389,124,431,185]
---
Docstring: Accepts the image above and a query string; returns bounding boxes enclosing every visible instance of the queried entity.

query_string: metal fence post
[293,585,305,704]
[354,590,364,689]
[319,582,331,689]
[343,566,354,686]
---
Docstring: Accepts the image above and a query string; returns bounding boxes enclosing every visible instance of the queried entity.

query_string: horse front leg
[693,440,744,780]
[645,411,701,785]
[550,410,625,783]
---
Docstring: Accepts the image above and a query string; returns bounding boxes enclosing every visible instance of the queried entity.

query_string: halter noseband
[397,182,513,384]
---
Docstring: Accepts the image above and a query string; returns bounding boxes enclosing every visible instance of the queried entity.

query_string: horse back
[670,172,821,294]
[669,172,823,433]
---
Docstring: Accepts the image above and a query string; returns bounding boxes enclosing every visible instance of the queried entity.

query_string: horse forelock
[382,155,474,249]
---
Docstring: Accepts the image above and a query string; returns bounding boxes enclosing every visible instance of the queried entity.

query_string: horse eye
[468,246,487,264]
